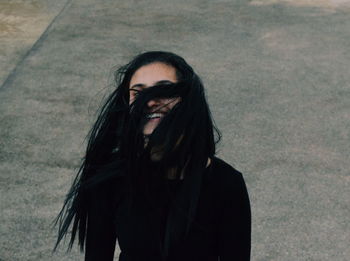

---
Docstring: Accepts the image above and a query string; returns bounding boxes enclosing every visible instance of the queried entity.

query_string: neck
[167,167,184,180]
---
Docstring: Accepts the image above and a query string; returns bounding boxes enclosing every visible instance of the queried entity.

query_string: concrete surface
[0,0,349,260]
[0,0,69,87]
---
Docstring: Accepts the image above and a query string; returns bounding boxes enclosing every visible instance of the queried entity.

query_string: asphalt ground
[0,0,349,260]
[0,0,68,86]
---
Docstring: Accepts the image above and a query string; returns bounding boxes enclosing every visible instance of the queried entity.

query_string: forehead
[129,62,177,88]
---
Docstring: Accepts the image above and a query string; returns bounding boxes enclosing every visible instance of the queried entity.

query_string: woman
[55,51,251,261]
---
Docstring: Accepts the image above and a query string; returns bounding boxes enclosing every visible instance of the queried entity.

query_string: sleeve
[218,170,251,261]
[85,187,117,261]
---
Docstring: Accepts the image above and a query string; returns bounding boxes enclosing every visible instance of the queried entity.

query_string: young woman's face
[129,62,181,135]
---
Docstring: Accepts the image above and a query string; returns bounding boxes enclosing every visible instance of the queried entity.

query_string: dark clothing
[85,157,251,261]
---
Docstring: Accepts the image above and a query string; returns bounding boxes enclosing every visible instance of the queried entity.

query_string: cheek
[170,97,181,108]
[129,93,135,105]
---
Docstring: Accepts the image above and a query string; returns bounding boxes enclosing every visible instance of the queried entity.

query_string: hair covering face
[54,52,221,259]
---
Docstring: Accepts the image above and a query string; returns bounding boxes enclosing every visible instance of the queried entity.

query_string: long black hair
[54,51,221,257]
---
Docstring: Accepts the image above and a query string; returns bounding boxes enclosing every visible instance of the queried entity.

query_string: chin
[143,128,155,136]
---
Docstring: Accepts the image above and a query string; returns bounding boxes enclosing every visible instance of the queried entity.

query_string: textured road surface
[0,0,349,260]
[0,0,68,86]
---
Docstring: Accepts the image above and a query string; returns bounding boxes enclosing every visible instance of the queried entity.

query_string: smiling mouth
[146,112,165,119]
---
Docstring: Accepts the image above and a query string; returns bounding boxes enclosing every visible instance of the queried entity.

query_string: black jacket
[85,157,251,261]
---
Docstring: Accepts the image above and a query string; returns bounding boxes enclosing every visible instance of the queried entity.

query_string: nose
[147,98,162,109]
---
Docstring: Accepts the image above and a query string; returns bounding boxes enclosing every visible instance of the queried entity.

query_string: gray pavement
[0,0,70,87]
[0,0,349,260]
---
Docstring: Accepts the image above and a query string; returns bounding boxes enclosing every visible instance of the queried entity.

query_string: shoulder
[206,157,248,194]
[208,157,243,182]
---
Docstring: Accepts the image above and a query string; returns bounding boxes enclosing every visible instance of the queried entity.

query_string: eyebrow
[130,80,174,89]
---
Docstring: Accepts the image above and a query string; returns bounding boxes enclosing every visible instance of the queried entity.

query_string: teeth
[147,113,164,119]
